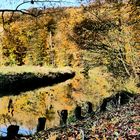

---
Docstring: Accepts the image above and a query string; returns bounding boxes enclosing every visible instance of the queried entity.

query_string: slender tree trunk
[118,49,131,77]
[49,31,55,66]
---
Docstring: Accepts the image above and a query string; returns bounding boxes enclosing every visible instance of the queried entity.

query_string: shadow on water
[0,71,75,97]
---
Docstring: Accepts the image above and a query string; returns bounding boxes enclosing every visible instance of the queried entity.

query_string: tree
[0,0,78,29]
[72,2,139,78]
[0,0,83,66]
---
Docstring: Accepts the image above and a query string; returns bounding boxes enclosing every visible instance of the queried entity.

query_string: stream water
[0,68,101,137]
[0,84,74,137]
[0,125,36,136]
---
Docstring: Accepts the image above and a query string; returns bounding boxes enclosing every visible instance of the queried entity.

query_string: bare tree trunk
[130,57,138,78]
[118,49,131,77]
[49,31,55,66]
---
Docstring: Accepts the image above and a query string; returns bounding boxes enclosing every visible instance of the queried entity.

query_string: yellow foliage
[0,3,139,130]
[123,77,139,94]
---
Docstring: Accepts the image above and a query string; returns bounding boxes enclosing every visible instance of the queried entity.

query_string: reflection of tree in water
[0,114,17,127]
[8,99,14,116]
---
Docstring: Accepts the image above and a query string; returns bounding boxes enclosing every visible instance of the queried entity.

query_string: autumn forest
[0,0,139,139]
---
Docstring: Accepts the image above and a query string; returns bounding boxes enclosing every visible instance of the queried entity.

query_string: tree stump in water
[74,106,83,120]
[60,110,68,126]
[87,102,93,113]
[100,98,108,112]
[100,90,135,112]
[7,125,19,139]
[37,117,46,132]
[119,91,134,105]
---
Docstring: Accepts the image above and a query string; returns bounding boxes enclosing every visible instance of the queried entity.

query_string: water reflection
[0,83,76,136]
[0,70,98,137]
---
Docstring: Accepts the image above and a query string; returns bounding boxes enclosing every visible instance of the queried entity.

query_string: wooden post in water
[37,117,46,132]
[7,125,19,139]
[60,109,68,126]
[87,102,93,113]
[100,98,108,112]
[74,106,83,120]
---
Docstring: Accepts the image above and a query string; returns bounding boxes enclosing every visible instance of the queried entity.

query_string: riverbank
[25,95,140,140]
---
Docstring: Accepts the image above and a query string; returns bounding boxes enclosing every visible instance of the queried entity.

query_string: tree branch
[0,0,74,30]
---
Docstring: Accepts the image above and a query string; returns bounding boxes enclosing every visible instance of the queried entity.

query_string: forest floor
[24,95,140,140]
